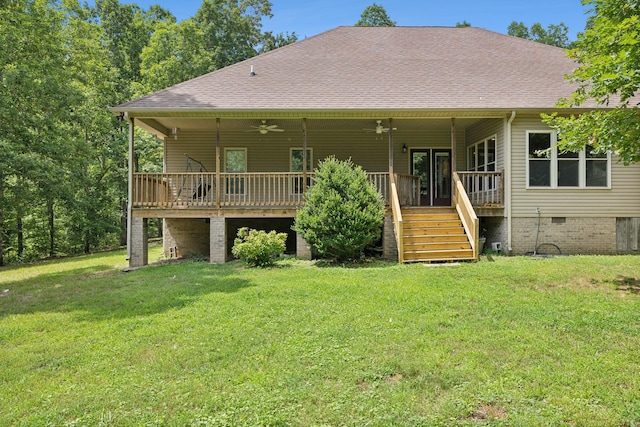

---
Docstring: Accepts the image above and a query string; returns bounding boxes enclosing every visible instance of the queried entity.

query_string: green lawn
[1,249,639,426]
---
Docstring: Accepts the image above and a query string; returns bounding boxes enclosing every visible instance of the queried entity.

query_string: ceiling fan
[363,120,397,134]
[247,120,284,134]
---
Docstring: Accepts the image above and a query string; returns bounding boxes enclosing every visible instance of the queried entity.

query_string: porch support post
[216,118,221,209]
[127,116,134,263]
[388,118,394,177]
[210,217,226,263]
[302,118,307,195]
[450,117,457,199]
[129,217,148,267]
[296,232,312,260]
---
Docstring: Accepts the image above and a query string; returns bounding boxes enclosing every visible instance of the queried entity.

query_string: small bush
[293,156,385,262]
[231,228,287,267]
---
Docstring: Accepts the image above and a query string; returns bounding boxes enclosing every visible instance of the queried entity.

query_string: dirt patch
[469,404,507,421]
[614,276,640,294]
[385,373,403,385]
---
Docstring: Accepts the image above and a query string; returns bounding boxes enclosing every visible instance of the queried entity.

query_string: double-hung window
[526,131,610,188]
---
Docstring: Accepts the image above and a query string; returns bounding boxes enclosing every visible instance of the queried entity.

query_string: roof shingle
[116,26,582,112]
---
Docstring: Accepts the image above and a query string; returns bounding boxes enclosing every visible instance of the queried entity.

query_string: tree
[542,0,640,164]
[507,21,571,48]
[294,157,385,262]
[355,3,396,27]
[456,21,471,27]
[138,0,274,95]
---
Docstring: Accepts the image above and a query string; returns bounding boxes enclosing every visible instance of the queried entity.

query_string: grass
[1,249,639,426]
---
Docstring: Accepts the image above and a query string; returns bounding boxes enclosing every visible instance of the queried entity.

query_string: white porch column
[127,116,134,262]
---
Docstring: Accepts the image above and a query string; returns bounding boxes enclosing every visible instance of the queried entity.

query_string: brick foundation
[163,218,210,259]
[210,217,227,263]
[383,214,398,261]
[130,217,148,268]
[510,217,617,255]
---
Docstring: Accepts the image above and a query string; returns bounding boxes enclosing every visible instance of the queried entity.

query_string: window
[468,136,496,172]
[290,148,312,194]
[225,148,246,194]
[526,131,610,188]
[468,136,497,191]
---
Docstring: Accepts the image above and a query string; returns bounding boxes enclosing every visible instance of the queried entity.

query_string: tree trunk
[47,198,55,258]
[17,206,23,258]
[84,230,90,254]
[156,218,163,238]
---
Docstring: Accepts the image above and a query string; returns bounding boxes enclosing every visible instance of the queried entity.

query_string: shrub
[231,228,287,267]
[293,156,385,262]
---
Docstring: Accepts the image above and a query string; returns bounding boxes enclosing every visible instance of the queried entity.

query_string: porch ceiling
[135,117,489,139]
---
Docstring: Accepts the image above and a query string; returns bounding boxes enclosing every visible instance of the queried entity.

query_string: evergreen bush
[294,156,385,262]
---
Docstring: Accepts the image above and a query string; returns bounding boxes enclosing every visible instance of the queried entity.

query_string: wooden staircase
[401,207,476,262]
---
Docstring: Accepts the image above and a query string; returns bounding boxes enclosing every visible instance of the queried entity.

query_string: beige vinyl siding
[164,122,467,176]
[465,118,504,170]
[510,114,640,217]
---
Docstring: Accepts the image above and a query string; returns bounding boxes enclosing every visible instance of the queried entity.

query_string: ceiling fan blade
[269,128,284,132]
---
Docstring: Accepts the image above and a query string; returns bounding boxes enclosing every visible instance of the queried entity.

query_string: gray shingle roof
[116,26,582,112]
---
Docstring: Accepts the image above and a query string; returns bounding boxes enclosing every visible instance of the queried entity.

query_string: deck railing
[132,172,420,209]
[457,170,504,207]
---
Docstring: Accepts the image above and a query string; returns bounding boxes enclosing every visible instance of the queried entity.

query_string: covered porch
[126,115,506,265]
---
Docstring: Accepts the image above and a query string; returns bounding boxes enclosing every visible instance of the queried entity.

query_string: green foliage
[294,156,385,262]
[455,20,472,27]
[355,3,396,27]
[232,227,287,267]
[507,21,572,48]
[542,0,640,165]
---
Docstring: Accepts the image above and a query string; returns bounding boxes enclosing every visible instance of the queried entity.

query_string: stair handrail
[390,173,404,263]
[452,172,480,259]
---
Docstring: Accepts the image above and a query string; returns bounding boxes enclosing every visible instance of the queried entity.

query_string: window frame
[289,147,313,195]
[525,131,611,189]
[467,135,497,172]
[224,148,247,195]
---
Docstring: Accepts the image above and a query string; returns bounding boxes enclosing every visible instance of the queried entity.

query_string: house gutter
[505,110,516,253]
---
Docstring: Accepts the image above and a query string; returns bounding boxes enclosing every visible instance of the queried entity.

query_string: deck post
[215,118,221,209]
[127,116,134,264]
[451,117,457,200]
[302,118,307,195]
[388,118,394,177]
[210,217,226,263]
[129,217,148,267]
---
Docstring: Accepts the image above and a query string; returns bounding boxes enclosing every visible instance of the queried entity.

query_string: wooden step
[403,234,469,244]
[403,248,475,262]
[403,219,462,229]
[404,226,466,236]
[402,213,459,221]
[404,242,472,252]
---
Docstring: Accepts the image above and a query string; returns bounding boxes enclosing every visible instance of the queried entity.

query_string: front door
[411,149,451,206]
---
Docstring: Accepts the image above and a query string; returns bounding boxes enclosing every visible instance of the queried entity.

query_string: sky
[131,0,591,41]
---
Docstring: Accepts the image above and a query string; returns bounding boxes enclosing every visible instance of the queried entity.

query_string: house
[112,26,640,267]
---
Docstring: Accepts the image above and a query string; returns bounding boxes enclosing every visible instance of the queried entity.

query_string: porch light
[171,127,179,140]
[402,144,407,154]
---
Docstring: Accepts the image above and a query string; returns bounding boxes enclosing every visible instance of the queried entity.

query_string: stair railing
[390,173,404,263]
[452,172,479,259]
